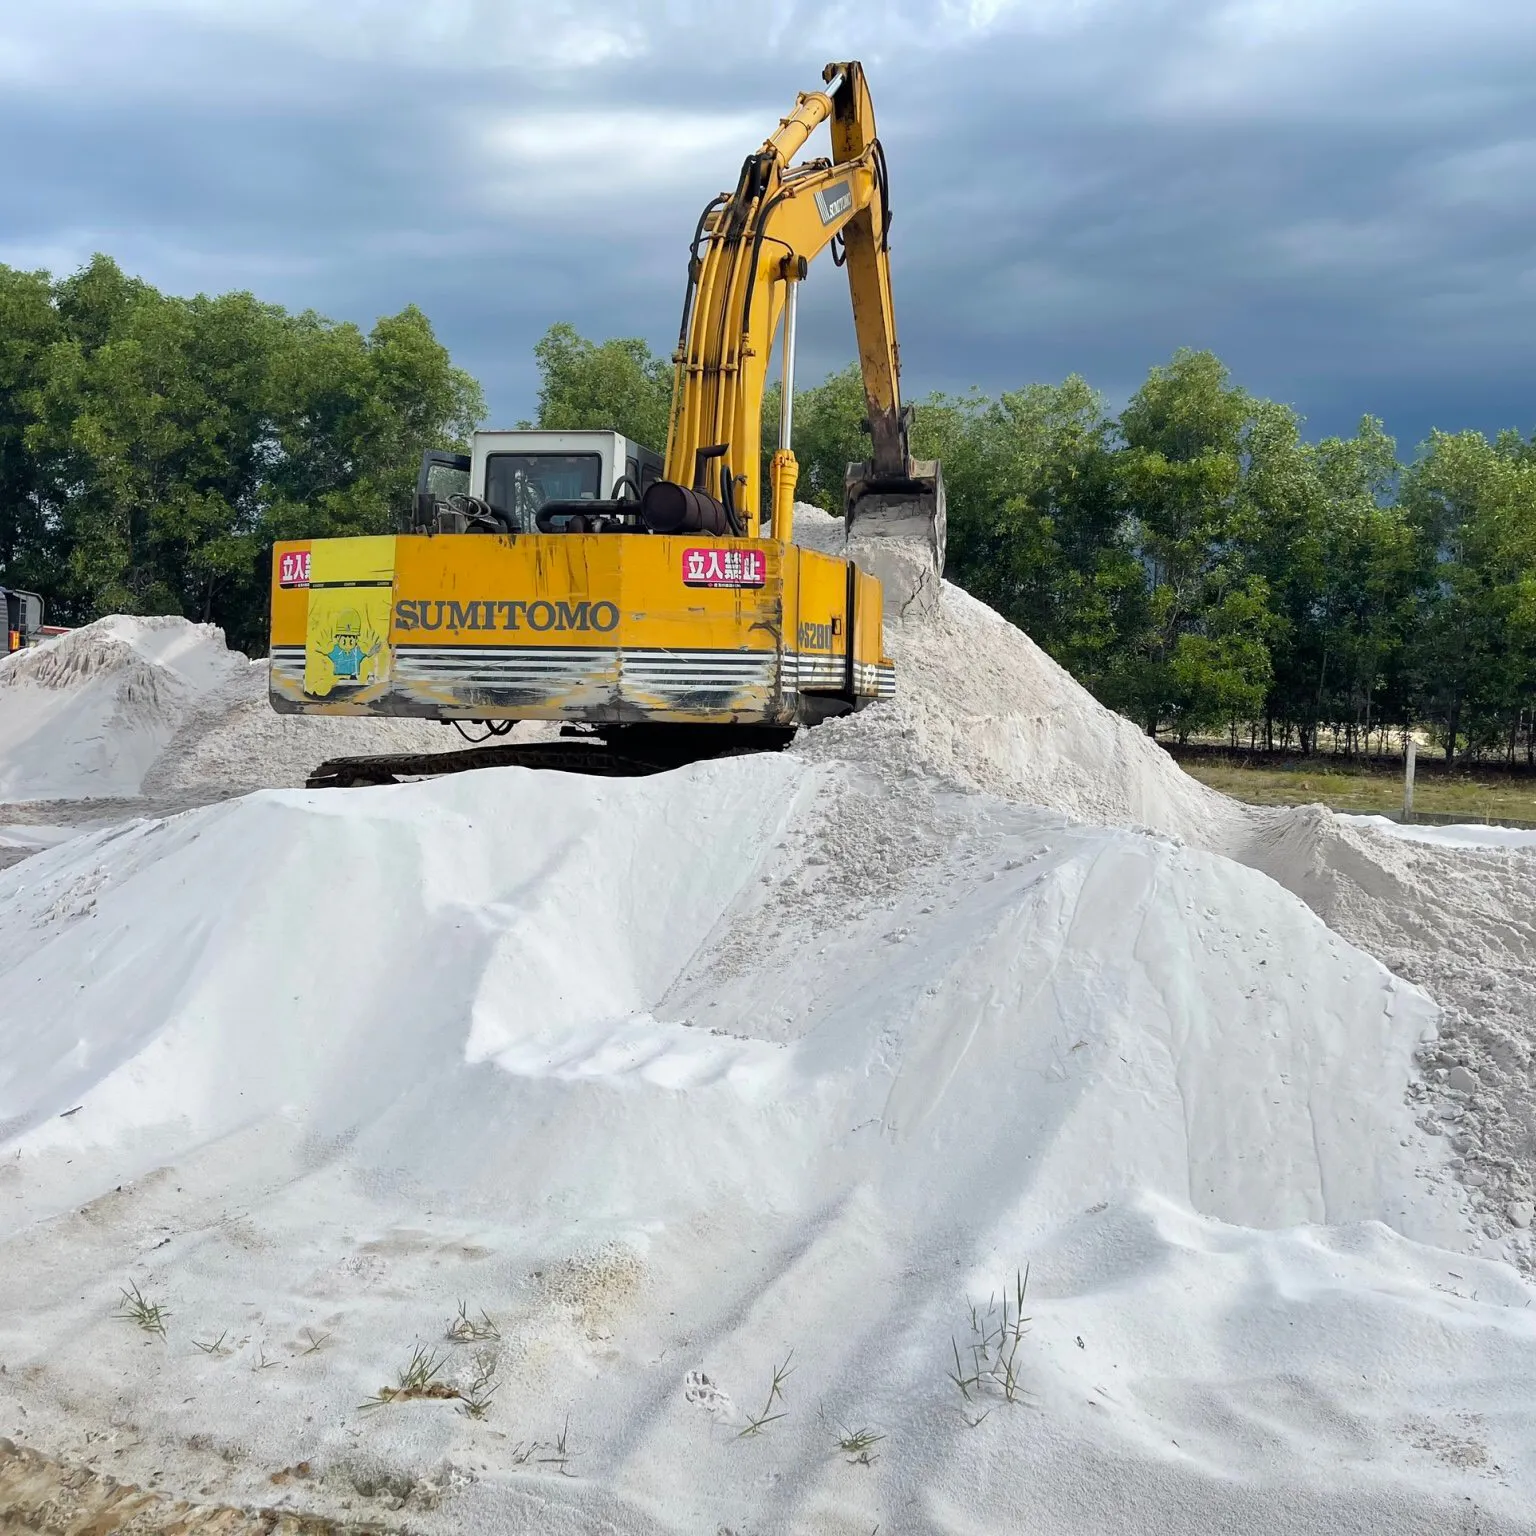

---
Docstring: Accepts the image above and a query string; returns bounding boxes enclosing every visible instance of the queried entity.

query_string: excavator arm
[657,60,943,588]
[823,62,906,481]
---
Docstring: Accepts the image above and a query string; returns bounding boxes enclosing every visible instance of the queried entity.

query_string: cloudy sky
[3,0,1533,450]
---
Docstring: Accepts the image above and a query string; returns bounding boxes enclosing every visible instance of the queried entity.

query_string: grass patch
[540,1415,577,1474]
[361,1342,500,1418]
[446,1300,500,1343]
[507,1418,578,1473]
[1177,757,1536,821]
[361,1345,452,1408]
[836,1424,884,1464]
[456,1354,500,1419]
[298,1327,331,1355]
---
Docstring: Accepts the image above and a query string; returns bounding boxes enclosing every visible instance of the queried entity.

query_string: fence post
[1403,736,1417,821]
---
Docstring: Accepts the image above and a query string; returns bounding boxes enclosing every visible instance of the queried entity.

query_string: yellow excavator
[269,61,944,784]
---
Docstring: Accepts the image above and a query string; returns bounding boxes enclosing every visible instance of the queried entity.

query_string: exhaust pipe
[641,481,733,535]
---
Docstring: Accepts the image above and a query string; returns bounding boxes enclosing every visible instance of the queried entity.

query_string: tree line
[3,261,1533,764]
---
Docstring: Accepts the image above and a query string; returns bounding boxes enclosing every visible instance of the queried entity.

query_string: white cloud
[1412,139,1536,214]
[1269,215,1421,277]
[146,0,645,65]
[0,31,43,82]
[0,228,334,292]
[1137,0,1536,122]
[5,0,1536,439]
[479,108,770,203]
[937,0,1112,34]
[0,0,645,95]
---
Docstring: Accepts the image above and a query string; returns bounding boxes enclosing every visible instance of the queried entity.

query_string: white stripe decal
[276,643,893,698]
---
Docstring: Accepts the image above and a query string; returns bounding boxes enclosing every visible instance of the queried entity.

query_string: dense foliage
[4,260,1533,764]
[0,256,482,651]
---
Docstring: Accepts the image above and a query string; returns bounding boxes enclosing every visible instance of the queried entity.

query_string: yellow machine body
[269,532,892,725]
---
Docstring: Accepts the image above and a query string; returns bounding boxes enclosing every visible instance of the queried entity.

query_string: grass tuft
[115,1281,170,1338]
[947,1267,1032,1407]
[836,1424,885,1464]
[446,1300,500,1343]
[362,1342,500,1419]
[537,1414,577,1474]
[738,1351,795,1438]
[456,1353,500,1420]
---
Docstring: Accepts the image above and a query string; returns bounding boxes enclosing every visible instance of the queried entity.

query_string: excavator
[269,61,944,785]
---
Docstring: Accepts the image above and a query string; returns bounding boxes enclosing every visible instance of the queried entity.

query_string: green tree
[1401,429,1536,761]
[761,362,871,512]
[1241,411,1415,753]
[1110,350,1275,738]
[530,322,672,451]
[916,377,1143,691]
[0,264,60,593]
[4,254,482,651]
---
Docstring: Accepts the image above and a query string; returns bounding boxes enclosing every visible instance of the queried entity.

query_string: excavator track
[305,725,793,788]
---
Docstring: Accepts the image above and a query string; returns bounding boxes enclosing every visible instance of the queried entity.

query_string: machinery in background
[2,588,46,655]
[270,60,943,786]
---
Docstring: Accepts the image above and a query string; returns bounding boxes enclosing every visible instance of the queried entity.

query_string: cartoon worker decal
[325,607,378,682]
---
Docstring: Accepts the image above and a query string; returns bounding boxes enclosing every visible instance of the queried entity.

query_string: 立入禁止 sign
[278,550,311,587]
[682,547,767,587]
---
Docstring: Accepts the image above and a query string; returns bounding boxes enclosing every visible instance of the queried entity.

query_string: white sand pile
[0,615,449,804]
[0,616,248,801]
[1242,805,1536,1249]
[792,507,1238,840]
[2,520,1535,1531]
[1342,814,1536,851]
[3,761,1533,1534]
[797,504,1536,1259]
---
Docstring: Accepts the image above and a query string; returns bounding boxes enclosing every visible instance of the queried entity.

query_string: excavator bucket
[843,458,946,620]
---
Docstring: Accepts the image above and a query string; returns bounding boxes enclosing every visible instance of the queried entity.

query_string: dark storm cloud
[2,0,1533,450]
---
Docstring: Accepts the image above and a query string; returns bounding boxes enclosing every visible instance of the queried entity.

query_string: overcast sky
[3,0,1533,451]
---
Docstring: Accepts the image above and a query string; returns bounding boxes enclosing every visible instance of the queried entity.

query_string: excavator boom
[659,62,944,608]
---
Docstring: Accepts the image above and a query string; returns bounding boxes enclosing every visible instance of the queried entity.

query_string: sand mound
[2,521,1535,1530]
[1241,804,1536,1240]
[5,760,1533,1533]
[0,617,248,801]
[796,503,1536,1257]
[791,506,1237,840]
[0,616,448,804]
[141,660,450,798]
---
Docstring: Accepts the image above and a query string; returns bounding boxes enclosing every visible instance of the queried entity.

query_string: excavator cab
[413,432,662,536]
